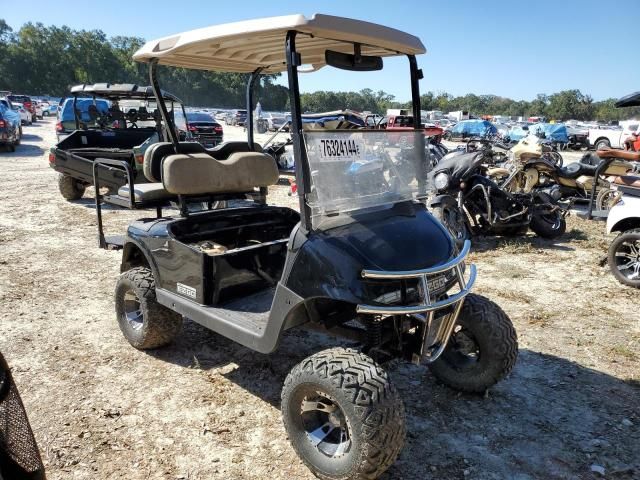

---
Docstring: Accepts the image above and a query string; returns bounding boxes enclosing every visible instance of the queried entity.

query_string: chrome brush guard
[356,240,476,364]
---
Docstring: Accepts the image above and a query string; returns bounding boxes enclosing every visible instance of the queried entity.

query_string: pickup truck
[588,122,639,150]
[378,115,443,145]
[48,83,187,200]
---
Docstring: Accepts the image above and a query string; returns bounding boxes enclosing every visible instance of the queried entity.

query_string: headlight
[434,172,450,191]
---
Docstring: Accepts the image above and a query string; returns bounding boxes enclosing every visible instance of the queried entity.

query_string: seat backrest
[143,141,207,182]
[162,151,279,195]
[207,141,263,160]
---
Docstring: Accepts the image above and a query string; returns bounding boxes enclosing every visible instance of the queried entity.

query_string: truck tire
[281,347,405,480]
[594,138,611,150]
[114,267,183,349]
[608,229,640,288]
[428,294,518,392]
[58,174,86,200]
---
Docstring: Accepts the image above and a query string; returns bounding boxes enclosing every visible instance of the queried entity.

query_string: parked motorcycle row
[425,127,640,288]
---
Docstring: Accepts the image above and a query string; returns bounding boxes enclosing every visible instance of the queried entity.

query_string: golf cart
[111,14,518,479]
[604,91,640,288]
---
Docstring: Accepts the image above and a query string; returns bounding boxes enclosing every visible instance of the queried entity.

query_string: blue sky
[2,0,636,102]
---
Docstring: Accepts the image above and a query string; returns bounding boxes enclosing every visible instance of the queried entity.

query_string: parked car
[56,97,110,141]
[0,98,22,151]
[588,122,638,150]
[184,111,223,147]
[264,112,290,131]
[11,102,31,125]
[34,101,44,119]
[6,94,35,123]
[225,109,247,126]
[47,103,58,116]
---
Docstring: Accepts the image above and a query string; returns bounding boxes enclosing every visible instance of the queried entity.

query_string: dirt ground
[0,119,638,480]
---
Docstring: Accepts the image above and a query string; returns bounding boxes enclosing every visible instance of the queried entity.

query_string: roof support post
[408,54,427,196]
[149,59,179,152]
[72,94,79,130]
[286,30,312,232]
[246,67,263,151]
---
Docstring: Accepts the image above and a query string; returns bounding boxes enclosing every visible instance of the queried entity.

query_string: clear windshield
[303,130,429,227]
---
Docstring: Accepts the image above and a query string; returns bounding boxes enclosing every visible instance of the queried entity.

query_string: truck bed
[50,128,157,190]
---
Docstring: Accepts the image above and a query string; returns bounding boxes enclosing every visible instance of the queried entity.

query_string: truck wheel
[595,139,611,150]
[432,202,471,249]
[114,267,183,349]
[608,229,640,288]
[58,174,86,200]
[428,294,518,392]
[281,347,405,480]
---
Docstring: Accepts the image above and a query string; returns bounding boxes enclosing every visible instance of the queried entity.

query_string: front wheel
[281,348,405,480]
[428,294,518,392]
[432,202,471,248]
[595,139,611,150]
[608,230,640,288]
[596,187,621,211]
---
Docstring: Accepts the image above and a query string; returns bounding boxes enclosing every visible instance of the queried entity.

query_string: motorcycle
[494,149,638,210]
[428,147,567,246]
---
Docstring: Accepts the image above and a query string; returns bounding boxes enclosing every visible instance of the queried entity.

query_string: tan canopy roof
[132,14,426,73]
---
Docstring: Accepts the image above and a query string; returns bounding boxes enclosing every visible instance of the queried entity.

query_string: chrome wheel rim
[123,290,143,330]
[300,391,352,458]
[616,239,640,281]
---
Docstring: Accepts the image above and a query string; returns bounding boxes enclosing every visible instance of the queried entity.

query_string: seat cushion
[118,183,176,203]
[162,152,279,195]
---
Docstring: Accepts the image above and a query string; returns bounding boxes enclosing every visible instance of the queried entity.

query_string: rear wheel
[58,174,86,200]
[428,294,518,392]
[595,139,611,150]
[432,202,471,248]
[608,230,640,288]
[114,267,183,348]
[529,192,566,239]
[15,126,21,146]
[281,348,405,480]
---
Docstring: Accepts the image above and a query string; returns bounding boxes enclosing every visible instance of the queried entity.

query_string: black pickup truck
[48,83,187,200]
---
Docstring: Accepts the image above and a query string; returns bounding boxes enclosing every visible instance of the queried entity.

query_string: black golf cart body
[49,83,187,194]
[111,14,476,359]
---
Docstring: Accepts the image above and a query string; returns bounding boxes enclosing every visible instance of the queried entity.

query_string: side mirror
[325,50,383,72]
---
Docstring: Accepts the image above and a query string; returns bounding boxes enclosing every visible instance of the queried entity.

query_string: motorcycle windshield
[303,130,430,228]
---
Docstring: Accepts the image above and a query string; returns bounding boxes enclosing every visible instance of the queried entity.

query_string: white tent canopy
[133,14,426,73]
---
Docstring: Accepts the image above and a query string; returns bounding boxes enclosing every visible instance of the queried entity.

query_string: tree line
[1,20,638,122]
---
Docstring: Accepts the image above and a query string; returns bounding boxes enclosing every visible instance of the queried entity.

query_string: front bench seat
[162,152,279,195]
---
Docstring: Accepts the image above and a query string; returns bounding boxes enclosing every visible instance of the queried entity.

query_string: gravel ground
[0,119,638,480]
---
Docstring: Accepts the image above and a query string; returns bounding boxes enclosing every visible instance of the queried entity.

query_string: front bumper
[356,240,476,363]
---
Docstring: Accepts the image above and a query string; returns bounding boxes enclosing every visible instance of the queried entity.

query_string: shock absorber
[364,315,382,348]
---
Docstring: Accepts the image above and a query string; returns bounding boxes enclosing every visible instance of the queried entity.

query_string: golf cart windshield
[304,130,427,224]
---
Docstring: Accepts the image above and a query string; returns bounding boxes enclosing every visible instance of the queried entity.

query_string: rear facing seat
[118,141,275,204]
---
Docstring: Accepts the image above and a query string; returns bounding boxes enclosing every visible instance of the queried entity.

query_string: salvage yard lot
[0,118,638,480]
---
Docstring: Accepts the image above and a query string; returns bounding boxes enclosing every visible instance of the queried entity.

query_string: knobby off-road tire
[114,267,182,349]
[429,294,518,393]
[58,174,86,200]
[608,229,640,288]
[281,348,405,480]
